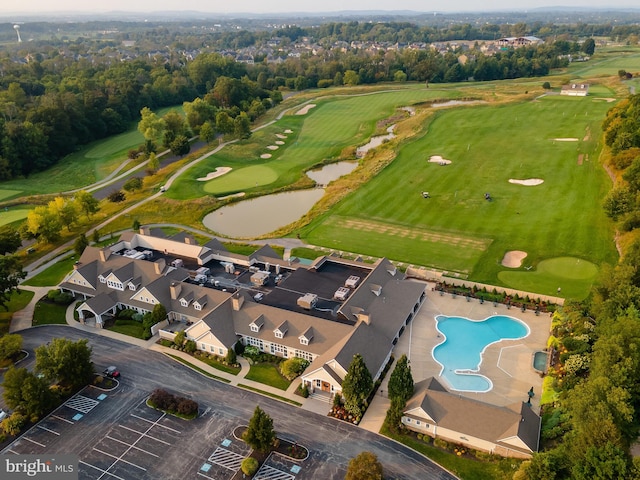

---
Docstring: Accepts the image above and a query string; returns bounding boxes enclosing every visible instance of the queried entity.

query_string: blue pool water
[433,315,529,392]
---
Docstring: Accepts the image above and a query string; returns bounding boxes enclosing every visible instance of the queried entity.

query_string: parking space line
[131,414,181,433]
[79,460,126,480]
[106,435,160,458]
[65,395,100,414]
[207,447,245,471]
[97,412,170,478]
[22,437,46,448]
[37,425,60,436]
[52,415,74,424]
[6,449,20,454]
[197,472,217,480]
[94,448,146,471]
[118,425,170,445]
[254,464,295,480]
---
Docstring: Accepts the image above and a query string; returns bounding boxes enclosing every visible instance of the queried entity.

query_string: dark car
[103,366,120,378]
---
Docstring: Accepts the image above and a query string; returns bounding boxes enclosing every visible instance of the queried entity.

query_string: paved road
[0,326,457,480]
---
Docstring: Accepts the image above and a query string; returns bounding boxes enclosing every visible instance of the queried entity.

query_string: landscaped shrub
[148,389,198,418]
[184,340,197,354]
[123,177,143,192]
[225,348,236,365]
[117,308,137,320]
[279,357,310,380]
[107,190,125,202]
[434,438,450,450]
[46,290,74,305]
[241,457,258,476]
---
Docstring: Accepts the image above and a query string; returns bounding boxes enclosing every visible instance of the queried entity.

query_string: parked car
[103,366,120,378]
[0,409,8,420]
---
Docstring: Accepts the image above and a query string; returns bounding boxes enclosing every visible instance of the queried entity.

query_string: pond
[306,161,358,185]
[202,189,326,238]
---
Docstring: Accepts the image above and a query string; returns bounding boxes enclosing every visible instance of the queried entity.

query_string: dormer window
[180,299,189,307]
[299,326,313,345]
[250,314,264,333]
[299,337,308,345]
[99,276,107,283]
[129,283,137,291]
[274,320,288,339]
[194,303,202,311]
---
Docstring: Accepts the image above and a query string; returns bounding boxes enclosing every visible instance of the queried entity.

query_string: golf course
[3,46,637,300]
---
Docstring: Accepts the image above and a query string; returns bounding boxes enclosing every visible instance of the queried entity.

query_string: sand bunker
[502,250,527,268]
[276,134,287,139]
[260,154,272,159]
[218,192,246,201]
[296,104,316,115]
[554,138,579,142]
[509,178,544,186]
[428,155,452,165]
[284,129,293,134]
[267,145,279,150]
[197,167,232,181]
[275,141,285,145]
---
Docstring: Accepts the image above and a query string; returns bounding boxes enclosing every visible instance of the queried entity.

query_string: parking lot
[2,326,457,480]
[3,384,308,480]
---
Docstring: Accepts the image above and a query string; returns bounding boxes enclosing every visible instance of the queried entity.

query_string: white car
[0,409,8,420]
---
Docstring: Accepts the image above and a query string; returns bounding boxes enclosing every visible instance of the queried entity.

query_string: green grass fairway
[567,46,640,78]
[0,105,182,196]
[203,165,278,194]
[170,87,461,199]
[499,257,598,300]
[303,94,618,293]
[0,189,23,202]
[0,208,31,227]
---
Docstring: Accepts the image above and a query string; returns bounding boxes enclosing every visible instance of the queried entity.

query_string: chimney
[169,282,182,300]
[99,248,111,262]
[154,258,166,275]
[184,234,196,245]
[139,226,150,236]
[357,311,371,325]
[232,292,245,311]
[370,284,382,296]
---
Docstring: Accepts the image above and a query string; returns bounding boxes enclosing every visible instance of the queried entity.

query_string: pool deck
[394,281,551,412]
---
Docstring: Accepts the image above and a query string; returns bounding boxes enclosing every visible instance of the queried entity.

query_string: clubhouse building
[60,229,426,395]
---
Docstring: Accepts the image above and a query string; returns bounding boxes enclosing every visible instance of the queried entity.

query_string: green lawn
[107,319,145,339]
[301,94,617,295]
[244,362,291,390]
[380,425,516,480]
[566,46,640,79]
[32,298,69,326]
[23,254,77,287]
[0,289,35,334]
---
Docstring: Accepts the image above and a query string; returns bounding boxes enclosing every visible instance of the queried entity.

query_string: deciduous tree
[35,338,94,389]
[0,225,21,255]
[0,255,26,310]
[345,451,383,480]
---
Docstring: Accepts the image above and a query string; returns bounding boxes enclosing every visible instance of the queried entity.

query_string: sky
[1,0,639,16]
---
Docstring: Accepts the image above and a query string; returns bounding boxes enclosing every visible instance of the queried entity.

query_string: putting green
[203,165,278,195]
[498,257,598,300]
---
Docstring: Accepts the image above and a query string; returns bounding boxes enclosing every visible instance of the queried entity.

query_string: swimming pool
[433,314,529,392]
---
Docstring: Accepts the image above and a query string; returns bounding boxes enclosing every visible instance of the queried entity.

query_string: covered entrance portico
[76,293,118,328]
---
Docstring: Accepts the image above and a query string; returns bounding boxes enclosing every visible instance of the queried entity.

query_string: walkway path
[9,285,51,333]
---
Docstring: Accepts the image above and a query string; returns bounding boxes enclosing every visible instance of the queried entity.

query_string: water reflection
[306,161,358,185]
[202,189,326,238]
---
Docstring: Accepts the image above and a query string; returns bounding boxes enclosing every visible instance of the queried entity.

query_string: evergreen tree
[243,406,275,452]
[74,233,89,257]
[387,354,414,404]
[342,354,373,419]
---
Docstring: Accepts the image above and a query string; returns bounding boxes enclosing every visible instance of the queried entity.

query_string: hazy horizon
[1,0,640,16]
